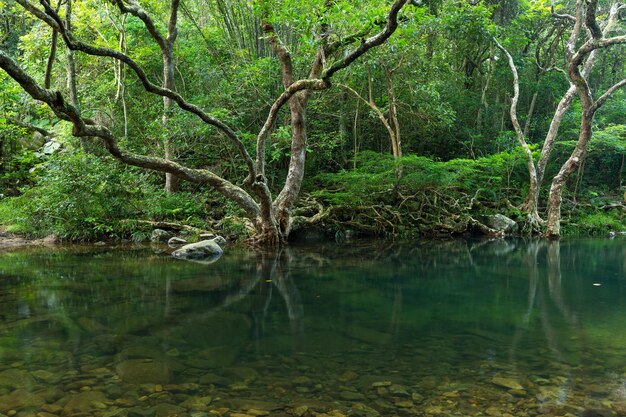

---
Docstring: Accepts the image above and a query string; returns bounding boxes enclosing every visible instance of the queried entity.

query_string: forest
[0,0,625,245]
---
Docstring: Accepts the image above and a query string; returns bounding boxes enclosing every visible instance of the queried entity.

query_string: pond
[0,238,625,417]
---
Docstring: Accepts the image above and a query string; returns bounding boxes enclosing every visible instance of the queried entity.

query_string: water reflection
[0,240,625,416]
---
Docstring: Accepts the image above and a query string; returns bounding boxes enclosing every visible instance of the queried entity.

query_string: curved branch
[593,78,626,112]
[0,50,261,221]
[254,78,329,179]
[22,0,256,180]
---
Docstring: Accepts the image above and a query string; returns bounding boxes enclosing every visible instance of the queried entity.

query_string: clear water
[0,239,625,417]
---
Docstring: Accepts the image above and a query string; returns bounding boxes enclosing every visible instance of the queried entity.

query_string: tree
[0,0,413,245]
[520,0,625,228]
[545,0,626,238]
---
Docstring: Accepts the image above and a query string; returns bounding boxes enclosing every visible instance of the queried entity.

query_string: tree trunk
[545,113,592,238]
[273,93,309,238]
[163,49,179,193]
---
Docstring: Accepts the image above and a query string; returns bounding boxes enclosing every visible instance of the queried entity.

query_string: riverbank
[0,229,57,250]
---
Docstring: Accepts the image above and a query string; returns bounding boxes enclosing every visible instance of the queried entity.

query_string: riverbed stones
[115,359,171,384]
[62,390,108,414]
[0,389,44,413]
[153,403,186,417]
[339,390,365,401]
[171,237,227,260]
[491,376,524,391]
[0,369,34,390]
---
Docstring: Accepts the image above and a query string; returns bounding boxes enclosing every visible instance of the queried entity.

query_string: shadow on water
[0,239,625,415]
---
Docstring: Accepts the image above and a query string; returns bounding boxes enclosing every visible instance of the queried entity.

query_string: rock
[77,317,109,333]
[171,237,226,260]
[115,359,171,384]
[153,403,186,417]
[167,237,188,247]
[486,407,501,416]
[127,407,156,417]
[180,396,212,411]
[0,369,34,390]
[293,405,308,417]
[339,391,365,401]
[491,376,524,391]
[31,370,57,383]
[198,373,228,386]
[0,389,44,413]
[62,391,108,414]
[411,392,423,403]
[351,403,380,417]
[222,366,259,383]
[480,214,518,234]
[371,381,392,388]
[187,345,239,368]
[151,229,174,243]
[388,384,409,397]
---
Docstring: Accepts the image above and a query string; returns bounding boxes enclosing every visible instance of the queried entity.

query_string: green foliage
[312,148,531,208]
[0,151,212,240]
[565,212,626,236]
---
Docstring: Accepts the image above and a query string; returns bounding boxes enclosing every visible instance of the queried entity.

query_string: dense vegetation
[0,0,625,243]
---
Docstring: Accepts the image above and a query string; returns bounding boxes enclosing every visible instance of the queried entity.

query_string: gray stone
[339,391,366,401]
[491,376,524,391]
[127,407,156,417]
[188,345,239,368]
[0,389,44,413]
[171,237,226,260]
[167,237,188,247]
[388,384,409,397]
[151,229,174,243]
[153,403,186,417]
[0,369,34,390]
[62,391,108,414]
[116,359,171,384]
[180,396,212,410]
[481,214,518,234]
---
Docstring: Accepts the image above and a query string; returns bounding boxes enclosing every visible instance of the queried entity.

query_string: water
[0,239,625,416]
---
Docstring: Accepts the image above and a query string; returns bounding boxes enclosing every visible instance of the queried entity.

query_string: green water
[0,239,625,417]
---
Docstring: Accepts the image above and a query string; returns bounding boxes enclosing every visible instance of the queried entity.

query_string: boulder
[171,237,226,260]
[479,214,518,234]
[151,229,174,243]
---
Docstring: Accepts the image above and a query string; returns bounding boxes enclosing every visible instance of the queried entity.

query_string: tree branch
[593,78,626,111]
[254,78,329,180]
[21,0,257,180]
[0,50,261,221]
[322,0,410,80]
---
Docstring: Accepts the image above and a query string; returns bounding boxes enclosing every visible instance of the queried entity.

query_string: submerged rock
[62,390,108,414]
[491,376,524,391]
[0,389,44,413]
[171,236,227,260]
[116,359,172,384]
